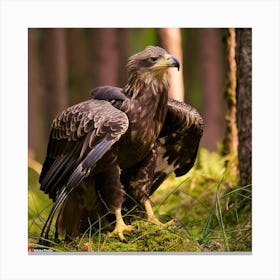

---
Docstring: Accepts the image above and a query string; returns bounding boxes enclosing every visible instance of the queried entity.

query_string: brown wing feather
[39,99,129,241]
[39,99,129,200]
[151,98,203,195]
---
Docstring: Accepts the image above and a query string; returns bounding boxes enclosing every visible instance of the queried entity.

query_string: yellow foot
[107,208,134,242]
[147,216,175,227]
[108,223,134,242]
[144,199,175,227]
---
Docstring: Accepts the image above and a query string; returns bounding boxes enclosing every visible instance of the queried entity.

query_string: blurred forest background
[28,28,252,252]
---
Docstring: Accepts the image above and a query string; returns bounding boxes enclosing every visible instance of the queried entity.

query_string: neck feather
[124,70,169,98]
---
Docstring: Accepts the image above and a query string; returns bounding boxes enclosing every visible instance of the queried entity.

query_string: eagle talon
[108,224,134,242]
[144,199,174,228]
[108,208,134,242]
[148,217,175,227]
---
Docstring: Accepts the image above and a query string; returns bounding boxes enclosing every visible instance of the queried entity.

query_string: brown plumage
[39,46,203,243]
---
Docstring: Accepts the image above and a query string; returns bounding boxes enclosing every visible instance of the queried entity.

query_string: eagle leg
[108,208,134,242]
[144,199,174,227]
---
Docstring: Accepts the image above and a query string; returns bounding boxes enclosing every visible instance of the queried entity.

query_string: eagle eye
[149,57,157,63]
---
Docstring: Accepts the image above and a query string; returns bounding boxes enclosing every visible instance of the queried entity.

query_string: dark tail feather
[40,138,115,243]
[40,186,73,244]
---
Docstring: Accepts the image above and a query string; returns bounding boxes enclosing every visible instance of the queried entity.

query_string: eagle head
[125,46,180,96]
[127,46,180,77]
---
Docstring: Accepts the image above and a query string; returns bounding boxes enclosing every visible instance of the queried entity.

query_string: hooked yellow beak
[154,54,180,71]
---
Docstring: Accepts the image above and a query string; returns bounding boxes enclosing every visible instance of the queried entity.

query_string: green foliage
[152,148,251,252]
[130,28,157,54]
[28,168,52,235]
[28,148,251,252]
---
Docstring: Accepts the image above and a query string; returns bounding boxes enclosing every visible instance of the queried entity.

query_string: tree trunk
[116,28,130,87]
[28,29,43,160]
[92,28,118,87]
[223,28,238,176]
[157,28,185,101]
[66,28,94,105]
[199,28,225,151]
[41,28,68,130]
[235,28,252,186]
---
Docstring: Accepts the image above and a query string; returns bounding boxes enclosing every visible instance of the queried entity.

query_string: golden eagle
[39,46,203,243]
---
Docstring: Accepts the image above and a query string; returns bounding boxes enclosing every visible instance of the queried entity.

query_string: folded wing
[39,99,129,240]
[151,98,204,194]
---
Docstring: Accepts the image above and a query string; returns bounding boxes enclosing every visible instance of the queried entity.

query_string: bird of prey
[39,46,203,243]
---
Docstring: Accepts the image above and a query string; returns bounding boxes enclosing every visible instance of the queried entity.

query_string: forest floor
[28,148,252,253]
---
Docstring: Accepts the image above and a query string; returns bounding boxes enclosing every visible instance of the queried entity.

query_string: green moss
[73,220,200,252]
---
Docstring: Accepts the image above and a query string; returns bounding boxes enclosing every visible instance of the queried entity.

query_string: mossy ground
[28,148,252,252]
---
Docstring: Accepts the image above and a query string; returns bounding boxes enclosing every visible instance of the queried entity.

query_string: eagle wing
[39,98,129,239]
[151,98,204,194]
